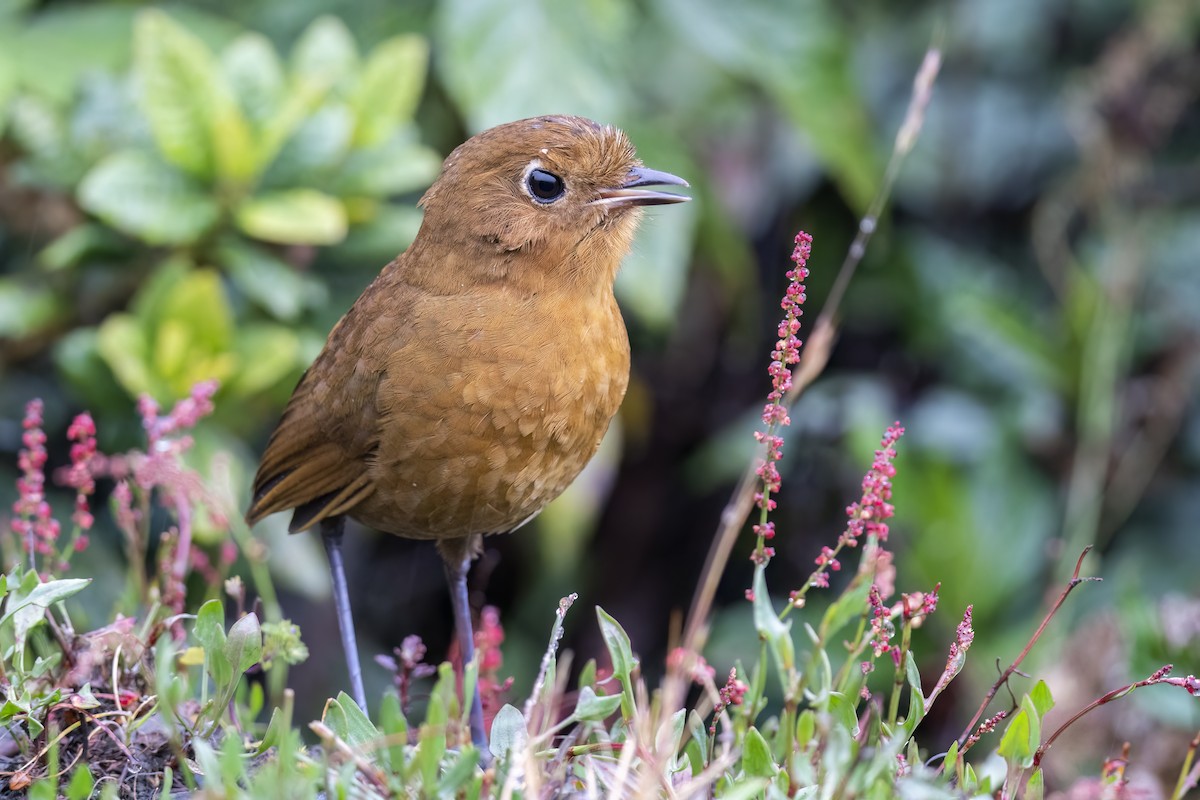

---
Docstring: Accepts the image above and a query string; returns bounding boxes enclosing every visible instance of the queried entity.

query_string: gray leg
[321,516,367,712]
[444,555,488,751]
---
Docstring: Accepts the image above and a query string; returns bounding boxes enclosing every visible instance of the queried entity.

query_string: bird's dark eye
[527,168,565,203]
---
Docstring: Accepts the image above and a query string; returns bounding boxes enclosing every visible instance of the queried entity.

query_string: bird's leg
[321,516,368,712]
[444,553,488,751]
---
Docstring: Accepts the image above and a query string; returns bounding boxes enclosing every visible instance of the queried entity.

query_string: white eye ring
[522,160,566,204]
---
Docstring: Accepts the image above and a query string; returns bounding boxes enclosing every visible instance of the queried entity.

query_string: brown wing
[246,269,403,532]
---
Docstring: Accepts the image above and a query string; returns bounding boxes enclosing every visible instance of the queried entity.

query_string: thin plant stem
[682,42,942,657]
[1033,667,1177,769]
[888,620,913,728]
[1171,731,1200,800]
[954,546,1098,747]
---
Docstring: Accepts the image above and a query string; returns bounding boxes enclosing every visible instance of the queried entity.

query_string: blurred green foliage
[0,0,1198,787]
[2,8,439,416]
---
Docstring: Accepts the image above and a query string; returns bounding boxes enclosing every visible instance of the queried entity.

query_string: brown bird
[246,115,689,747]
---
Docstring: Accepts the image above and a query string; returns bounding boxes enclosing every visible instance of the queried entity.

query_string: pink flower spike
[748,230,814,573]
[141,380,219,444]
[841,423,905,545]
[168,379,219,432]
[12,399,59,566]
[922,583,941,616]
[64,412,98,539]
[924,605,974,708]
[473,605,511,717]
[867,583,895,658]
[1169,675,1200,696]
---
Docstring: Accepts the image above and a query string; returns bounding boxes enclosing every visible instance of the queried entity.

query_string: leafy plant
[2,0,1197,796]
[6,9,439,409]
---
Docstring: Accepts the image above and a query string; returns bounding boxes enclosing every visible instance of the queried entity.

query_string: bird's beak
[592,166,691,208]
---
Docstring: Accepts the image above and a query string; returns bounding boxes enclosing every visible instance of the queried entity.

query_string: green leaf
[595,605,639,719]
[335,137,442,198]
[573,686,622,721]
[255,81,334,174]
[1,575,91,657]
[944,739,960,776]
[905,651,923,696]
[1029,680,1055,717]
[222,32,285,127]
[54,327,130,415]
[194,599,232,688]
[435,0,626,130]
[30,652,62,678]
[155,267,234,351]
[64,765,94,800]
[489,704,527,758]
[657,0,879,209]
[577,659,597,690]
[412,664,453,787]
[97,266,238,402]
[324,692,380,747]
[1022,693,1042,747]
[0,698,29,720]
[795,710,816,746]
[91,316,152,399]
[73,684,101,710]
[191,738,220,780]
[427,662,457,726]
[254,704,287,756]
[378,692,408,772]
[684,738,705,777]
[352,34,428,146]
[741,726,776,777]
[264,105,353,186]
[228,324,300,396]
[824,692,859,737]
[247,681,264,720]
[38,224,126,272]
[751,565,795,679]
[818,575,872,643]
[78,151,219,245]
[719,779,770,800]
[224,613,262,675]
[28,777,54,800]
[0,278,65,338]
[897,664,925,742]
[595,606,636,682]
[667,708,686,757]
[290,16,359,86]
[235,189,348,245]
[436,747,480,795]
[964,763,980,792]
[6,95,72,181]
[997,704,1035,769]
[134,10,255,181]
[412,727,444,791]
[2,5,237,106]
[1026,767,1044,800]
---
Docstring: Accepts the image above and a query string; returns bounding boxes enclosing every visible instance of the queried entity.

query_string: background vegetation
[0,0,1197,795]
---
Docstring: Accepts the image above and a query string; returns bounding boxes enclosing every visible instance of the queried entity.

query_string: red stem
[954,546,1098,748]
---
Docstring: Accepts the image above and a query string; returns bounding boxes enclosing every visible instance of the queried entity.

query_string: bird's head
[416,115,689,289]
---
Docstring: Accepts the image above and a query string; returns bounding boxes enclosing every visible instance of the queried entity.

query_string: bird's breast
[353,287,630,539]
